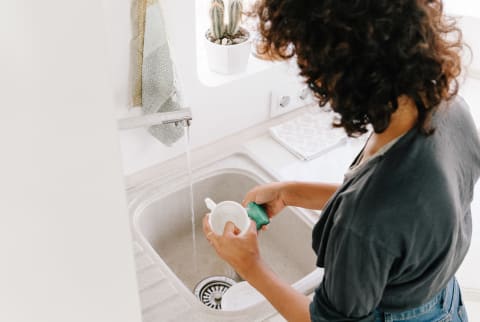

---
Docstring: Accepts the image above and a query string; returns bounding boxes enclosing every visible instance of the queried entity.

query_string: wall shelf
[195,0,281,87]
[196,45,281,87]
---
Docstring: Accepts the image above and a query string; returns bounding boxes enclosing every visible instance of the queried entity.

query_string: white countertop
[243,133,366,183]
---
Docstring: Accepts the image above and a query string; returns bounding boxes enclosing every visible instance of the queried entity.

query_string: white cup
[205,198,250,236]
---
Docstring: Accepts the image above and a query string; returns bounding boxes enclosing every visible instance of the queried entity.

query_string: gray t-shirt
[310,96,480,321]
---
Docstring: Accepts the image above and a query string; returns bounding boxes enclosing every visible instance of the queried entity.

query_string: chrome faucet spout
[117,108,192,130]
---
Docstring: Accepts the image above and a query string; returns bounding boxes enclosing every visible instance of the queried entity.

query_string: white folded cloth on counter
[269,110,348,161]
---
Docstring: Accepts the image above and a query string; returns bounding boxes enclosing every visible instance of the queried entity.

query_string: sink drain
[194,276,236,310]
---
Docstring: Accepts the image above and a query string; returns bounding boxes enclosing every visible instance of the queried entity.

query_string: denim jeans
[374,278,468,322]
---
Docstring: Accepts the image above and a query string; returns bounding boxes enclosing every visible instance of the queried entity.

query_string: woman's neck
[364,96,419,157]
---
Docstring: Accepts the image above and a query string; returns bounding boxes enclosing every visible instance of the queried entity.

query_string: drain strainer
[194,276,236,310]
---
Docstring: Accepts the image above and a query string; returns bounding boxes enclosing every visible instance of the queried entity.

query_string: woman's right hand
[242,182,289,219]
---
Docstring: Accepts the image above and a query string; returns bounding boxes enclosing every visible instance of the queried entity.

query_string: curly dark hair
[253,0,463,136]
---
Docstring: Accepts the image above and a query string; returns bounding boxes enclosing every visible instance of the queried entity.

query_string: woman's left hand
[202,213,261,280]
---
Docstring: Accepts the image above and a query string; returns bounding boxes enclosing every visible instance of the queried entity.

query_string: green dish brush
[246,202,270,230]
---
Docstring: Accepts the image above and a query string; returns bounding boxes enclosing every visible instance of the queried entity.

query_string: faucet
[117,108,192,130]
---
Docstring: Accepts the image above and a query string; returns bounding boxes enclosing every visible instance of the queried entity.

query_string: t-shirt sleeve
[310,226,396,322]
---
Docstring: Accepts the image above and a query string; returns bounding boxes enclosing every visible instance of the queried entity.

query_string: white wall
[0,1,142,322]
[445,0,480,18]
[101,0,480,291]
[102,0,300,174]
[104,0,480,175]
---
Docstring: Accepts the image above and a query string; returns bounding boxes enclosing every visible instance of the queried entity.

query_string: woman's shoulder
[434,95,478,137]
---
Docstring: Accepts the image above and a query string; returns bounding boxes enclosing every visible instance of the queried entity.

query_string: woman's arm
[244,259,311,322]
[282,181,340,210]
[203,218,311,322]
[242,181,340,218]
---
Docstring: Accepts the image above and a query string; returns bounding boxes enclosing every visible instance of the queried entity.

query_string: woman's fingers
[223,221,238,236]
[203,214,222,250]
[243,183,284,217]
[203,215,262,277]
[248,219,258,234]
[242,190,256,207]
[202,213,212,236]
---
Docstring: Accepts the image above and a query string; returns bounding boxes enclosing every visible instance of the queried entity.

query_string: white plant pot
[204,29,252,75]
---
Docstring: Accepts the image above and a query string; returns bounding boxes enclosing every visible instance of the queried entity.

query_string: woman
[203,0,480,321]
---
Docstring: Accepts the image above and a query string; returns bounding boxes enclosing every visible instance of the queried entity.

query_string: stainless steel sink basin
[138,172,316,292]
[129,152,323,317]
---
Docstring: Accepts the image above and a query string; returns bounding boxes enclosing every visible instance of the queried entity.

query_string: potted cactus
[205,0,251,74]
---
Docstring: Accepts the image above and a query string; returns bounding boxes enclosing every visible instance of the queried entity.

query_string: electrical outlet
[270,80,316,118]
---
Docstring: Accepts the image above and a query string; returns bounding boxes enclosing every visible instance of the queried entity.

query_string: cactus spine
[209,1,225,41]
[227,0,243,36]
[208,0,245,42]
[211,0,224,8]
